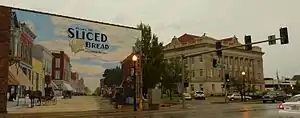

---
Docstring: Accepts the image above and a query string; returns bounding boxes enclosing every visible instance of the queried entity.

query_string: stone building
[163,33,265,95]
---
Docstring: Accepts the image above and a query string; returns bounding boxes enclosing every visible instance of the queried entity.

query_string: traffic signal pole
[184,37,282,58]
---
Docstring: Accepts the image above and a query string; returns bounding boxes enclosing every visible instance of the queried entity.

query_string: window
[192,71,195,77]
[36,73,39,90]
[191,57,194,64]
[199,84,203,91]
[55,58,60,68]
[199,69,204,76]
[190,84,194,91]
[55,70,60,79]
[212,84,215,92]
[199,56,203,62]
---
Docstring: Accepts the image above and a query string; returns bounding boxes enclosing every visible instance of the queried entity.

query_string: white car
[227,93,252,101]
[194,91,205,100]
[183,93,192,100]
[278,94,300,117]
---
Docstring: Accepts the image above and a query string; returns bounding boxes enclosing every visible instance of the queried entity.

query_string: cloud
[37,39,132,61]
[71,62,104,76]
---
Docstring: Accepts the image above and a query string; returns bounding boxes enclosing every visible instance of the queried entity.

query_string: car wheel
[245,98,250,101]
[263,100,266,103]
[272,100,275,103]
[230,98,234,101]
[203,98,206,100]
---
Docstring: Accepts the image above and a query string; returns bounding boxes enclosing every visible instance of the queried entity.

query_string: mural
[11,9,141,92]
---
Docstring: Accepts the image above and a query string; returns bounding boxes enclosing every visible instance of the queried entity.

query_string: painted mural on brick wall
[9,9,141,94]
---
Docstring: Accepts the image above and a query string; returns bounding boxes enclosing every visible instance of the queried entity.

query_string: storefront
[8,64,33,101]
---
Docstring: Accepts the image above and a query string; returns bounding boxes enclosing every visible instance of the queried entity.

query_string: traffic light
[216,41,222,57]
[280,27,289,45]
[244,35,252,51]
[225,74,230,82]
[212,59,217,68]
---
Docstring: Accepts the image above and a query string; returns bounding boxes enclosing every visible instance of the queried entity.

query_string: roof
[292,75,300,80]
[177,33,200,43]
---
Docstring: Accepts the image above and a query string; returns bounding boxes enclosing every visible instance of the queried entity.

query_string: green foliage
[93,87,101,96]
[134,23,165,89]
[162,59,182,90]
[84,87,92,94]
[162,59,183,100]
[102,66,122,87]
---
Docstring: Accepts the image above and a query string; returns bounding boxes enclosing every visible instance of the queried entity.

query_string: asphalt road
[54,107,279,118]
[5,96,284,118]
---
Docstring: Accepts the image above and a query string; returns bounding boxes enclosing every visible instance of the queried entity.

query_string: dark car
[262,91,287,103]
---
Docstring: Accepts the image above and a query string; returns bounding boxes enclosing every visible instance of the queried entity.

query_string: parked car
[278,94,300,117]
[227,93,252,101]
[194,91,205,100]
[183,93,192,100]
[262,91,287,103]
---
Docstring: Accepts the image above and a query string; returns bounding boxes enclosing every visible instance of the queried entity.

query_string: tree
[102,66,123,87]
[93,87,101,96]
[134,23,165,95]
[161,59,183,100]
[84,87,92,95]
[229,76,253,102]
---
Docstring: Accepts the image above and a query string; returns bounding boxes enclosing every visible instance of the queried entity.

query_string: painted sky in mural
[14,9,141,91]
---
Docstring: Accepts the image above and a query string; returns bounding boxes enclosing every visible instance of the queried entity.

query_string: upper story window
[55,58,60,68]
[199,56,203,62]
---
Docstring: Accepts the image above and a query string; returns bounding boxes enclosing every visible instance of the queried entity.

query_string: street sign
[268,35,276,45]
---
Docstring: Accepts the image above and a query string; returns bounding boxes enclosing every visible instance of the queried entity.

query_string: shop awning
[9,64,33,87]
[62,83,74,91]
[8,72,18,85]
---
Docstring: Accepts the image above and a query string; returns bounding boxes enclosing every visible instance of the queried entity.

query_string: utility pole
[0,7,11,113]
[181,55,185,108]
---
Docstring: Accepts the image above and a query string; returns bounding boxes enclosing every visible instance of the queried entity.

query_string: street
[4,96,285,118]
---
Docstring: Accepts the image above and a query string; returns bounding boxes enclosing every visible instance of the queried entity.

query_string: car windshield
[196,92,204,94]
[286,96,300,102]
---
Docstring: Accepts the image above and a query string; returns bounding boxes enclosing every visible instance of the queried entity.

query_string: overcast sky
[1,0,300,80]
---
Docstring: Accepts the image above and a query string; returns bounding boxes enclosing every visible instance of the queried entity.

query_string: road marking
[243,105,250,118]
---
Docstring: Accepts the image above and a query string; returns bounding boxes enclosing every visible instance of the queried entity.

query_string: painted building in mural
[32,44,54,89]
[32,58,43,91]
[71,72,79,92]
[78,78,85,93]
[18,23,36,90]
[51,51,73,91]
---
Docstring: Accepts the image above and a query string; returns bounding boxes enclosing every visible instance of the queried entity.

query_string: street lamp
[241,71,246,102]
[132,55,137,111]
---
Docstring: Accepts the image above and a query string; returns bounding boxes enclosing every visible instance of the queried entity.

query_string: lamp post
[241,72,246,102]
[132,55,138,111]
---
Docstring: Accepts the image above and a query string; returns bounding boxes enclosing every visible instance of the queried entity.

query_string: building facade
[121,53,142,97]
[51,51,73,91]
[32,44,54,90]
[32,58,43,91]
[164,34,265,95]
[78,78,85,94]
[71,72,79,92]
[264,78,296,91]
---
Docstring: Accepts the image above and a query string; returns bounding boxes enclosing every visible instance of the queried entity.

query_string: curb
[223,108,277,113]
